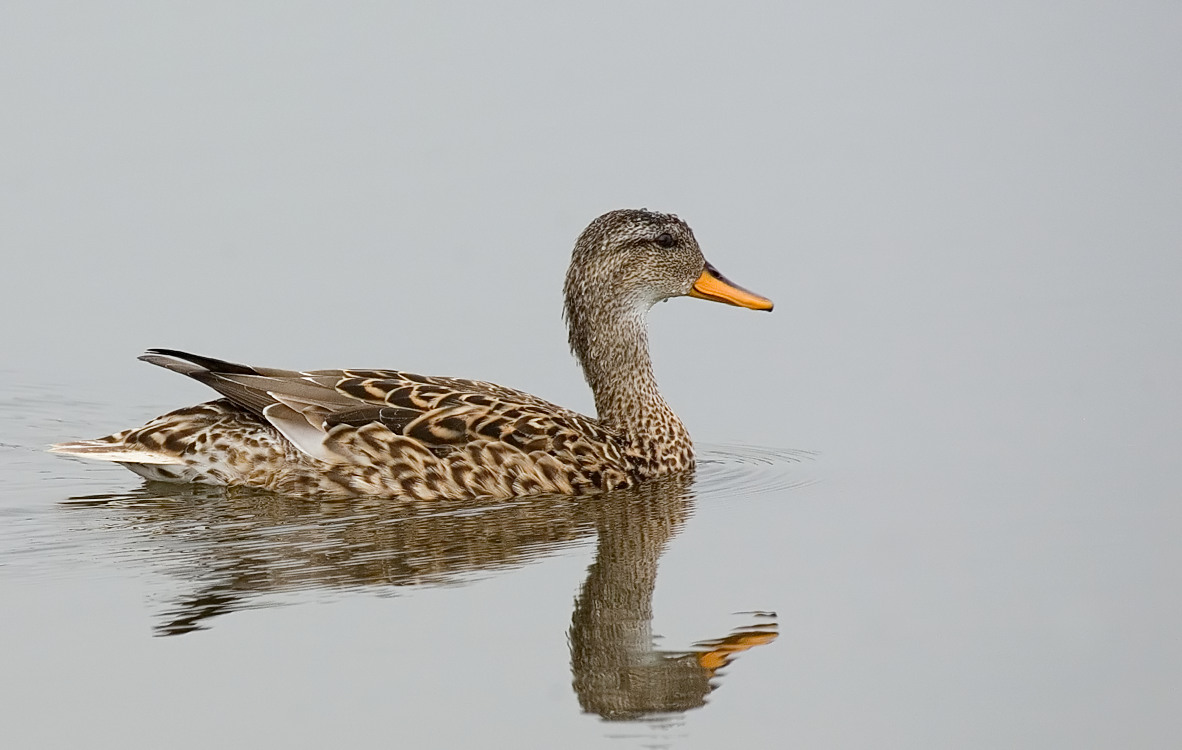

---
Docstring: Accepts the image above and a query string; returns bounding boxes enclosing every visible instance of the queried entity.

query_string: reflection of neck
[568,479,708,719]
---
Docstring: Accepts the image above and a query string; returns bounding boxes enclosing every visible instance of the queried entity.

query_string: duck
[50,209,773,499]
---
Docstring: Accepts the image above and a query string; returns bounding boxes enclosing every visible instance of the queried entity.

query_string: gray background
[1,2,1180,748]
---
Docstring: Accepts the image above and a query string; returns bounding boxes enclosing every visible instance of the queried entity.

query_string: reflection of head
[569,475,775,720]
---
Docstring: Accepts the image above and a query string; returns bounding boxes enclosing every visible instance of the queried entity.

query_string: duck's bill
[688,262,774,311]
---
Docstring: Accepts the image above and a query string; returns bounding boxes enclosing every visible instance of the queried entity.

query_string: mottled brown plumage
[51,209,772,499]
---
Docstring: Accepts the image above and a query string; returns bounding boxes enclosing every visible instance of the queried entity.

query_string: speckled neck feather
[565,294,684,439]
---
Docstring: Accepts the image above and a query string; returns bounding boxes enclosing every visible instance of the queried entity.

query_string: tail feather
[139,348,260,376]
[49,440,182,465]
[139,348,280,417]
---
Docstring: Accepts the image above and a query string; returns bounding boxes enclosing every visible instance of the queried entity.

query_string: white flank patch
[262,402,335,462]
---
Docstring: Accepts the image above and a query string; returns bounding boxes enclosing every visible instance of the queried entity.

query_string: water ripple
[694,443,818,498]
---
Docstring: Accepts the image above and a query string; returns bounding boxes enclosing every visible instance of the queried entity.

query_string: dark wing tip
[139,349,259,376]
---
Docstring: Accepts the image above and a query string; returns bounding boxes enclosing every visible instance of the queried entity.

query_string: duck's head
[564,209,773,324]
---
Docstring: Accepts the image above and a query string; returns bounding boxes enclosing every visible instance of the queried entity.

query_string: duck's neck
[568,300,693,464]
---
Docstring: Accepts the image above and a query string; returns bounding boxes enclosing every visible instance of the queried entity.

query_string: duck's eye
[654,233,675,248]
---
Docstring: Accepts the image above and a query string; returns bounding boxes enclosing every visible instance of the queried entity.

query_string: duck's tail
[48,436,181,465]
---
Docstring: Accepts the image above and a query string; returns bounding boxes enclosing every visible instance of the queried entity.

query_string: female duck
[51,209,773,499]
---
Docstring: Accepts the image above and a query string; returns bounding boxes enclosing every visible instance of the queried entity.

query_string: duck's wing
[140,349,617,463]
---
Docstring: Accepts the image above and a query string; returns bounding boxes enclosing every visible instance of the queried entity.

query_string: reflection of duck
[570,476,777,720]
[52,210,772,499]
[67,485,598,636]
[65,474,775,717]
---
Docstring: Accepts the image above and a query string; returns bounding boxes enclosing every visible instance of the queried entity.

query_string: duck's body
[62,355,679,499]
[51,209,772,500]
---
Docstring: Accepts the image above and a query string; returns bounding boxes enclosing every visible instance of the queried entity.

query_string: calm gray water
[2,2,1180,748]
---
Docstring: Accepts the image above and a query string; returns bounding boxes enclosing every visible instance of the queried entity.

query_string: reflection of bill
[695,625,779,673]
[569,476,778,720]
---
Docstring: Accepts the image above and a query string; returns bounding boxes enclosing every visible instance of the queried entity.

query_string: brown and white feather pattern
[54,352,649,500]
